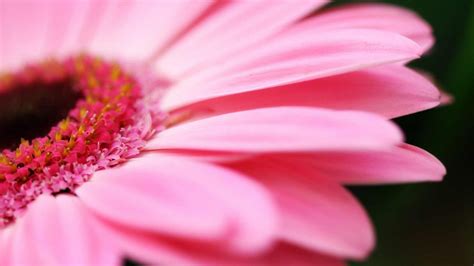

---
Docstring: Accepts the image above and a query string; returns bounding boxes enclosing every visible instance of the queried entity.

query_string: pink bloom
[0,1,445,265]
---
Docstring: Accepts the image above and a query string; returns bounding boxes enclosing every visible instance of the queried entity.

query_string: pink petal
[286,143,446,185]
[43,0,91,57]
[177,65,441,119]
[88,218,270,266]
[8,218,36,265]
[0,226,13,265]
[440,90,454,106]
[77,161,229,241]
[231,158,374,260]
[251,243,345,266]
[147,107,403,153]
[415,69,452,106]
[155,0,327,78]
[94,219,343,266]
[72,0,111,53]
[155,149,255,164]
[161,29,422,110]
[90,219,221,266]
[0,0,106,68]
[0,1,51,71]
[77,154,278,254]
[87,0,212,61]
[8,195,120,265]
[277,182,373,260]
[298,3,434,53]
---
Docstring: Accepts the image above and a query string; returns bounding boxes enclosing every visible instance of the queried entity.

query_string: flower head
[0,55,165,225]
[0,1,445,265]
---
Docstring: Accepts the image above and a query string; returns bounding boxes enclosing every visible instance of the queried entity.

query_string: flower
[0,1,446,265]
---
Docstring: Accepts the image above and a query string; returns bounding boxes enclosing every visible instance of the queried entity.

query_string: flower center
[0,55,164,226]
[0,74,81,150]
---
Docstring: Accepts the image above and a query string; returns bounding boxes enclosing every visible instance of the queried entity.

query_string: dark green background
[331,1,474,265]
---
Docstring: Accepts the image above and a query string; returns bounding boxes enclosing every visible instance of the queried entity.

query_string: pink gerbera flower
[0,1,446,265]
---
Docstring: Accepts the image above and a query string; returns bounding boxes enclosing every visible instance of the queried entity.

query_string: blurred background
[330,1,474,265]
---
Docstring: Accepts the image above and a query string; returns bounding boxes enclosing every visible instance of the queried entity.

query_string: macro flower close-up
[2,0,466,265]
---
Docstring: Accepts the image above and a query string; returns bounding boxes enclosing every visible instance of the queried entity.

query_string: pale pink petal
[77,154,278,254]
[147,107,403,152]
[77,163,230,241]
[45,0,92,57]
[276,183,373,260]
[155,149,255,163]
[231,158,374,260]
[176,65,441,119]
[88,218,271,266]
[90,219,221,266]
[9,195,120,265]
[0,1,51,71]
[284,144,446,185]
[237,143,445,185]
[156,0,327,78]
[94,219,343,266]
[0,226,13,265]
[414,69,453,106]
[87,0,212,61]
[161,29,422,110]
[297,3,434,52]
[9,218,37,265]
